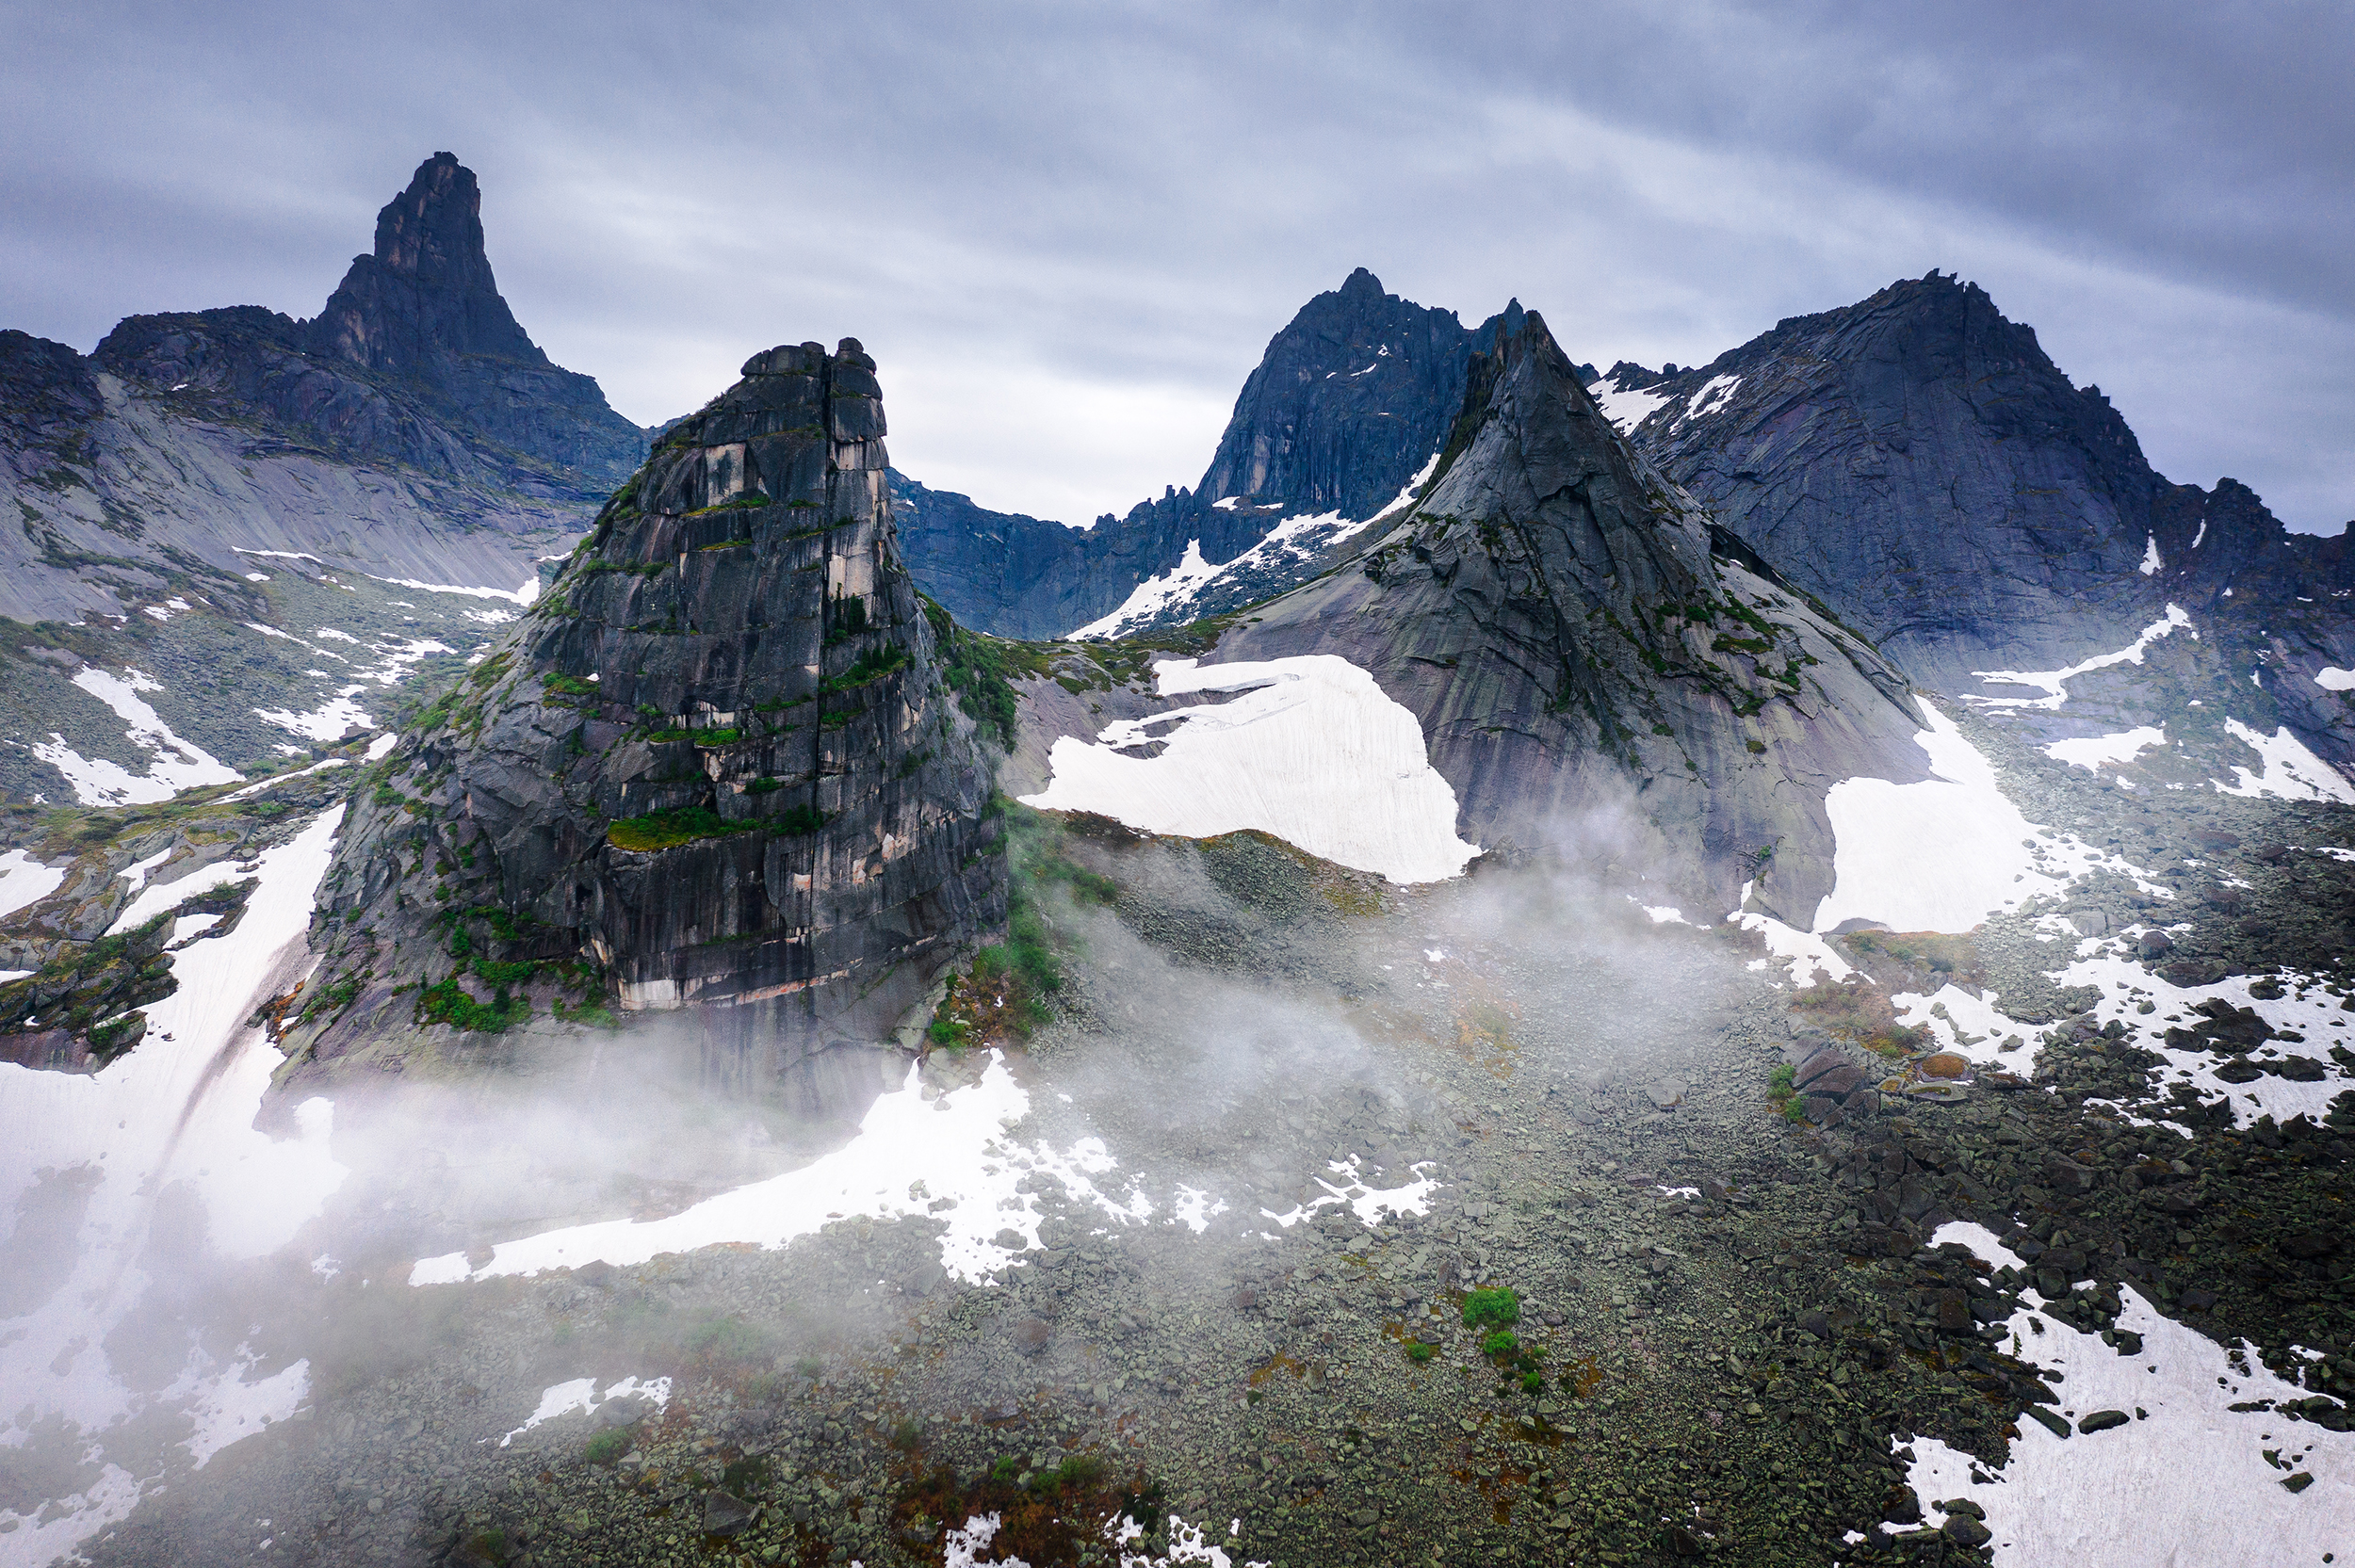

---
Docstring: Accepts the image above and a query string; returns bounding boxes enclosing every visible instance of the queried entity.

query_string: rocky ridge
[0,153,643,805]
[1153,312,1930,923]
[1621,271,2355,768]
[283,339,1002,1110]
[896,270,1557,639]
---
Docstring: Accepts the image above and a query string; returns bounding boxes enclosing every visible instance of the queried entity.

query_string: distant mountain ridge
[1618,270,2355,768]
[0,153,646,806]
[895,269,1568,639]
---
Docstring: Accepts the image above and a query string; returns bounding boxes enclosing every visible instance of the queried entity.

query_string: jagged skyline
[5,3,2350,531]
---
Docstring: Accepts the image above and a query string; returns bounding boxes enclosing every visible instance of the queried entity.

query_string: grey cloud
[2,0,2346,528]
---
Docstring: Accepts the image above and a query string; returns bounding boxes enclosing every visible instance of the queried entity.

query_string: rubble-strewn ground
[16,723,2355,1568]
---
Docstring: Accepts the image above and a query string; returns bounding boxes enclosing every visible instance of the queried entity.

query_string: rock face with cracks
[287,338,1003,1109]
[1185,313,1931,923]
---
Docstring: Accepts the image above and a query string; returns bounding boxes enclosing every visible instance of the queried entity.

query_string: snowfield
[31,667,243,805]
[1811,701,2131,934]
[1019,655,1479,884]
[0,809,346,1561]
[1912,1223,2353,1568]
[1970,605,2195,710]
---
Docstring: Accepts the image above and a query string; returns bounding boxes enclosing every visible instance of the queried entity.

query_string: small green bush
[607,804,756,852]
[1783,1096,1810,1123]
[1768,1062,1795,1096]
[1405,1342,1436,1364]
[1462,1287,1520,1331]
[990,1455,1022,1484]
[1481,1329,1520,1358]
[583,1430,628,1464]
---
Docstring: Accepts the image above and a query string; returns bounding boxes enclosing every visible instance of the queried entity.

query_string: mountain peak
[1339,266,1385,299]
[309,152,544,373]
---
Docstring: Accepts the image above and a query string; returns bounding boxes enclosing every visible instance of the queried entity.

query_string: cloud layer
[6,1,2347,531]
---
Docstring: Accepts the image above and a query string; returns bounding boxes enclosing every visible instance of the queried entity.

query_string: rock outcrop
[1615,271,2355,770]
[1174,314,1931,922]
[896,270,1559,639]
[287,339,1003,1109]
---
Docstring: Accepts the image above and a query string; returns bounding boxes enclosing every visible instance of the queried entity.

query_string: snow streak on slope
[1588,373,1668,432]
[1914,1224,2354,1568]
[0,848,66,920]
[1812,701,2135,933]
[408,1050,1437,1289]
[29,668,244,805]
[0,808,347,1562]
[1019,655,1480,884]
[2042,726,2166,772]
[1969,605,2194,709]
[2213,719,2355,802]
[1067,452,1440,641]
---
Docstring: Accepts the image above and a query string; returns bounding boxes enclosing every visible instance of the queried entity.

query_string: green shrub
[1462,1287,1520,1331]
[690,726,740,747]
[1405,1342,1435,1364]
[543,672,597,698]
[606,804,756,852]
[583,1430,628,1464]
[1782,1097,1810,1123]
[1481,1329,1520,1358]
[416,976,529,1033]
[1768,1062,1795,1096]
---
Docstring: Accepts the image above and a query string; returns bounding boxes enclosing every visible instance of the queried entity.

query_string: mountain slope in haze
[1619,271,2355,772]
[1023,315,1930,925]
[286,339,1002,1111]
[0,154,647,808]
[896,269,1570,639]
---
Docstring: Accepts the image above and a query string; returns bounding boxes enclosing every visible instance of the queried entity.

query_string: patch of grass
[1462,1286,1520,1331]
[923,596,1055,749]
[606,804,757,852]
[823,642,910,692]
[543,672,597,698]
[690,726,741,747]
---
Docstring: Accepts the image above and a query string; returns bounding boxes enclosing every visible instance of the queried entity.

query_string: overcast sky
[5,1,2348,531]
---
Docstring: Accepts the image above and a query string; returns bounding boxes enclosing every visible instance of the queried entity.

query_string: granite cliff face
[1171,315,1929,922]
[286,340,1003,1108]
[1619,271,2355,768]
[0,153,645,806]
[896,270,1560,639]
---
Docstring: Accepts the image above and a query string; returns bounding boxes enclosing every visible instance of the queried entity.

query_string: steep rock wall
[288,340,1003,1109]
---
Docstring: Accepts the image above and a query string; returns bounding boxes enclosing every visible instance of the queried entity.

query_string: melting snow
[2314,667,2354,692]
[1913,1224,2354,1568]
[2043,726,2166,772]
[1812,701,2127,934]
[497,1376,670,1447]
[2138,534,2162,574]
[364,573,540,606]
[0,848,66,920]
[0,809,346,1559]
[31,668,243,805]
[415,1052,1182,1287]
[1971,606,2194,709]
[1067,540,1228,640]
[1593,378,1669,432]
[2212,719,2355,803]
[1018,655,1479,884]
[252,690,375,743]
[1677,373,1742,426]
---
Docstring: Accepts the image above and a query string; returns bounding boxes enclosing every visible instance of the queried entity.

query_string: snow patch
[364,573,540,606]
[2213,719,2355,803]
[1018,655,1479,884]
[2043,726,2166,772]
[1912,1226,2354,1568]
[252,692,374,743]
[498,1376,670,1447]
[1594,379,1669,432]
[1970,606,2195,709]
[414,1051,1196,1287]
[2138,534,2162,574]
[0,849,66,920]
[1813,700,2126,934]
[32,668,243,805]
[2314,667,2355,692]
